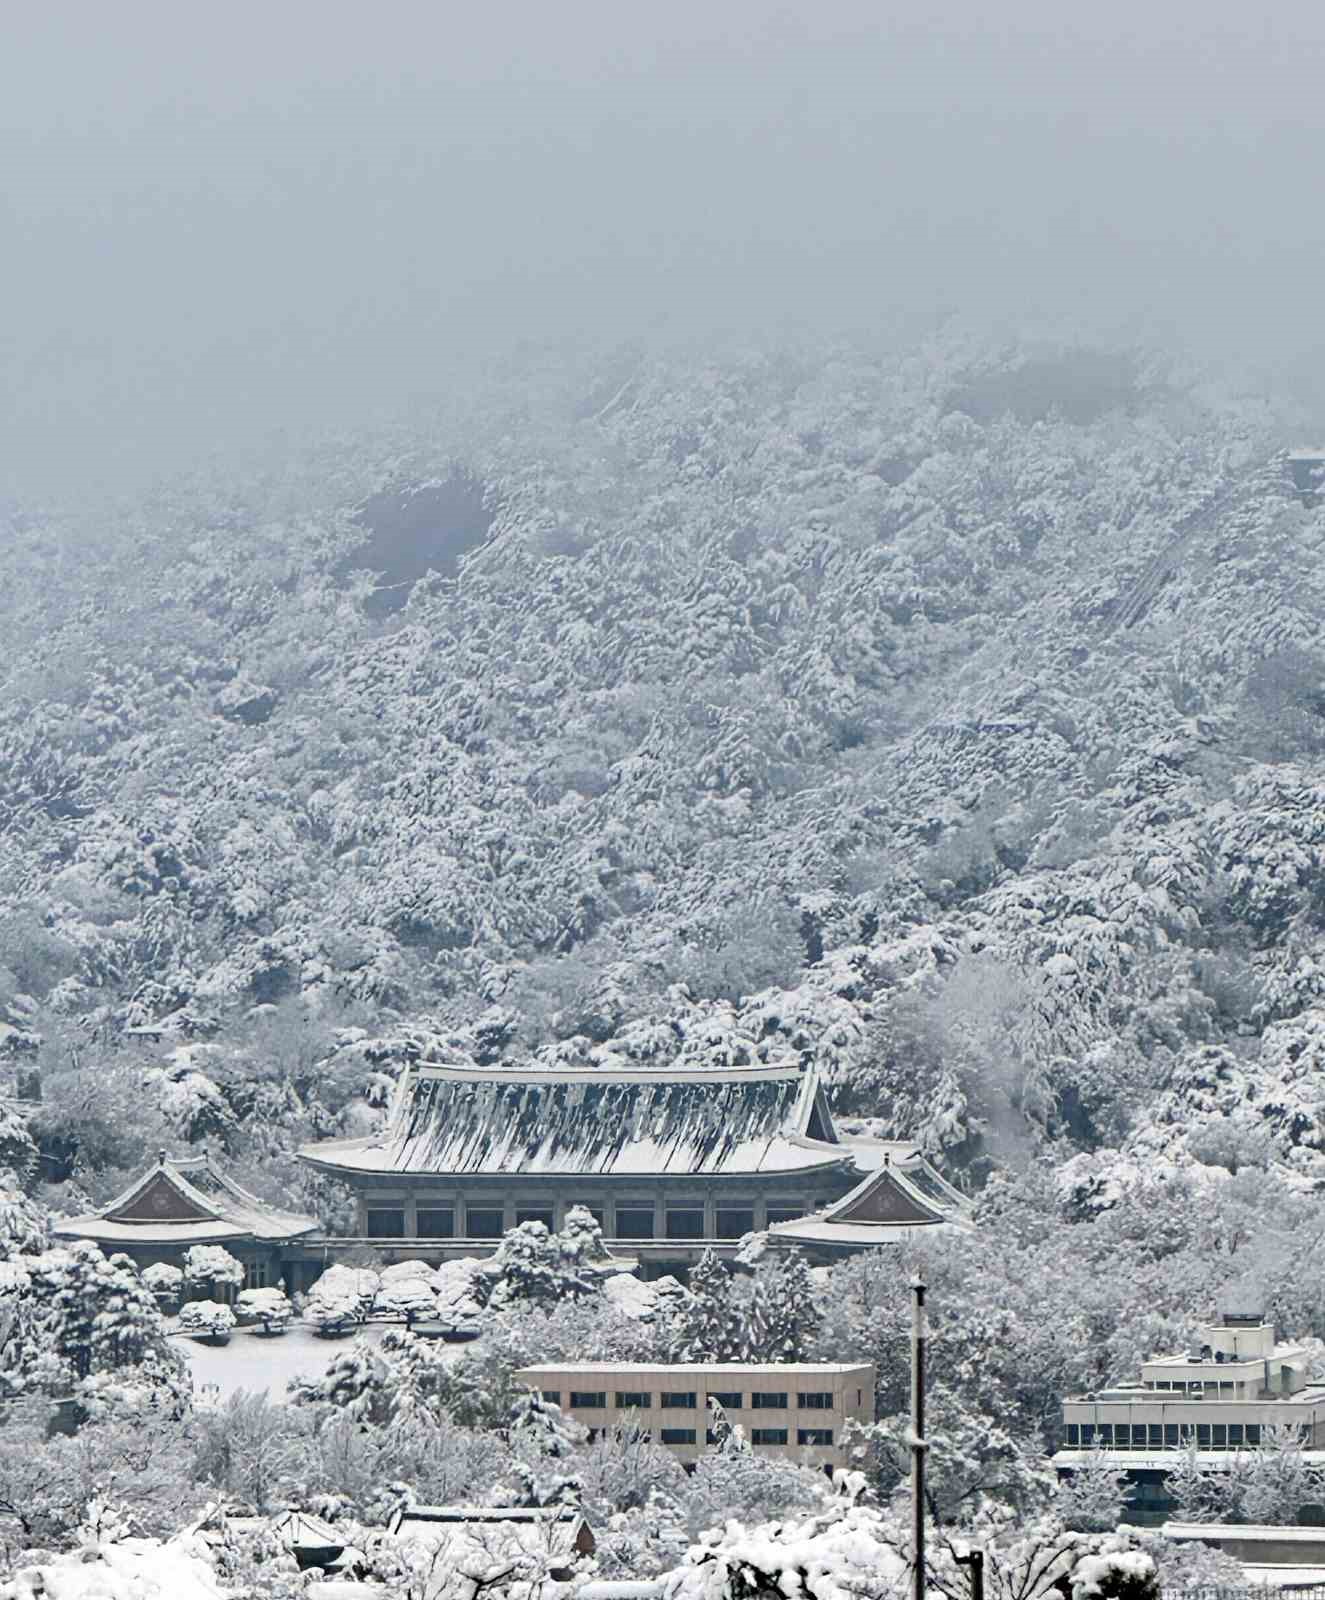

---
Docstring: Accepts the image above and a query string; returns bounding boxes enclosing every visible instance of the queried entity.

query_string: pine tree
[746,1251,821,1361]
[670,1249,741,1362]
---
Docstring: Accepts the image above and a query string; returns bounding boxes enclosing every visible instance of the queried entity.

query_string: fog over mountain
[4,0,1325,494]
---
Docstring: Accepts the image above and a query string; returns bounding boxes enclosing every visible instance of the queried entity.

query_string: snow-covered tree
[1055,1449,1130,1532]
[669,1248,741,1362]
[181,1245,244,1300]
[177,1300,236,1343]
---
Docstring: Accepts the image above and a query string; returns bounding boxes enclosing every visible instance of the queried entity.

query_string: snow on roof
[766,1150,971,1248]
[1163,1524,1325,1546]
[513,1361,873,1375]
[299,1063,850,1178]
[53,1151,316,1245]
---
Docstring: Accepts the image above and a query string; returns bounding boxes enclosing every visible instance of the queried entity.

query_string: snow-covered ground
[172,1323,408,1401]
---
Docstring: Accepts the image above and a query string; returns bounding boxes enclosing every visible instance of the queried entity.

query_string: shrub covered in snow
[181,1245,244,1296]
[234,1285,294,1332]
[177,1300,236,1343]
[0,1535,228,1600]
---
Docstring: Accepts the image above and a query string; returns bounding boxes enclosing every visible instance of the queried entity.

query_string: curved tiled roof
[52,1152,316,1247]
[299,1062,852,1179]
[768,1147,972,1249]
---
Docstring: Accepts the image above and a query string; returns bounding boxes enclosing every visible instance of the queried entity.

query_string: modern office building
[1053,1310,1325,1524]
[512,1361,876,1469]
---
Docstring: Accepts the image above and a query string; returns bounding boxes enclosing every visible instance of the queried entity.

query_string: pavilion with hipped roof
[52,1150,317,1291]
[766,1143,973,1261]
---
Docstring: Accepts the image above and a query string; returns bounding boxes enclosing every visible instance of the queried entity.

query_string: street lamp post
[912,1276,927,1600]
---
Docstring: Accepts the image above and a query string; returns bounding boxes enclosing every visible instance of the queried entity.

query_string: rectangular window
[798,1392,834,1410]
[516,1209,555,1230]
[465,1207,505,1239]
[661,1428,697,1445]
[1196,1425,1211,1449]
[665,1210,705,1240]
[1066,1424,1080,1446]
[541,1390,561,1406]
[366,1209,405,1239]
[1081,1424,1096,1446]
[1097,1424,1113,1447]
[766,1207,803,1226]
[753,1428,789,1446]
[1148,1424,1163,1449]
[616,1392,652,1409]
[417,1208,455,1239]
[798,1428,834,1447]
[1164,1424,1180,1448]
[716,1208,755,1238]
[1228,1424,1244,1447]
[615,1207,655,1241]
[705,1429,720,1445]
[243,1259,268,1290]
[1245,1424,1261,1446]
[752,1392,788,1410]
[570,1391,606,1409]
[1212,1425,1227,1448]
[709,1392,743,1409]
[1131,1425,1147,1449]
[662,1392,697,1410]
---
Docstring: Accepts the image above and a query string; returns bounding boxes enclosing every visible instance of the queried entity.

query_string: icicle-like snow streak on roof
[301,1063,852,1177]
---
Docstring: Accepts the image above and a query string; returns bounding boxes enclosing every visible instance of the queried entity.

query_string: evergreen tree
[670,1249,741,1362]
[746,1251,821,1361]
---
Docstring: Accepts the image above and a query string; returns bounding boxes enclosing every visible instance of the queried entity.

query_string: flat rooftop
[514,1361,872,1375]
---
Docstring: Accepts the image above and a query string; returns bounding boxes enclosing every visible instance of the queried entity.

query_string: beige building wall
[514,1362,876,1469]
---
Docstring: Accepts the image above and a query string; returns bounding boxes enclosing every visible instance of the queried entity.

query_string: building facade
[52,1151,318,1292]
[299,1060,874,1271]
[1053,1310,1325,1525]
[512,1361,876,1469]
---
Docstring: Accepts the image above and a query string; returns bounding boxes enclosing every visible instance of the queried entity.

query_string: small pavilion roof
[299,1061,853,1180]
[52,1151,316,1248]
[768,1146,972,1250]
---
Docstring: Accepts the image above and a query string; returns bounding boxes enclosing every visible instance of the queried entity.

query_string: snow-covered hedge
[0,1536,229,1600]
[181,1245,244,1291]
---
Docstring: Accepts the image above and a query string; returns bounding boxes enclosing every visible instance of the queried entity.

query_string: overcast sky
[4,1,1324,493]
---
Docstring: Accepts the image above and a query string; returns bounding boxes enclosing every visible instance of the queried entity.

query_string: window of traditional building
[752,1392,788,1410]
[665,1210,705,1240]
[571,1206,605,1230]
[465,1208,504,1239]
[366,1209,405,1238]
[753,1428,789,1446]
[797,1428,833,1446]
[661,1428,697,1445]
[614,1207,655,1240]
[244,1259,268,1290]
[417,1208,455,1238]
[661,1392,697,1409]
[766,1207,804,1225]
[716,1208,755,1238]
[516,1209,555,1229]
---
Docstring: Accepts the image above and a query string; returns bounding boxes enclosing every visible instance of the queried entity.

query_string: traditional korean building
[52,1150,317,1291]
[766,1145,973,1261]
[298,1060,876,1270]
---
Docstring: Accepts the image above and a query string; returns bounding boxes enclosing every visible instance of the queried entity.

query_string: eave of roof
[60,1152,316,1243]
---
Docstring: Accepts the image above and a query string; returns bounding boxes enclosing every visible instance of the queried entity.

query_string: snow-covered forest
[5,331,1325,1596]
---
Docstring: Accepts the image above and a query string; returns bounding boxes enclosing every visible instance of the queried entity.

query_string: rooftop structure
[767,1146,973,1259]
[1288,448,1325,507]
[513,1360,875,1469]
[297,1061,878,1268]
[387,1506,594,1580]
[52,1151,316,1291]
